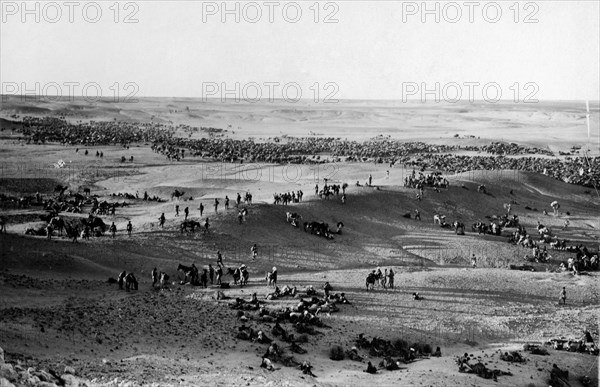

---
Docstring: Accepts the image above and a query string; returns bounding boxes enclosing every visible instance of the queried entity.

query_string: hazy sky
[1,0,599,101]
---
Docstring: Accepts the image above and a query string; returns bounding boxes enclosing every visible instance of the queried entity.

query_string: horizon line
[1,95,599,105]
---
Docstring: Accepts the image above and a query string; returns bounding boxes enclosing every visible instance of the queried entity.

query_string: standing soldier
[217,250,223,268]
[225,196,230,210]
[415,209,421,220]
[199,202,204,217]
[184,207,189,221]
[109,222,117,238]
[559,287,567,305]
[214,198,220,213]
[209,264,215,284]
[118,270,127,290]
[387,268,395,289]
[126,221,132,236]
[158,213,166,228]
[152,267,158,288]
[215,265,223,285]
[251,244,258,260]
[175,205,180,217]
[471,254,477,268]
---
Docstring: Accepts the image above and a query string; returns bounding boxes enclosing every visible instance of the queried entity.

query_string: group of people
[117,270,138,291]
[273,191,303,205]
[404,170,449,190]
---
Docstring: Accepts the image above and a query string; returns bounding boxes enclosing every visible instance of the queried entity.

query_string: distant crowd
[7,116,599,188]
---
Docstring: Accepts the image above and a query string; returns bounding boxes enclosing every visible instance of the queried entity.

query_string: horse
[180,220,201,233]
[227,267,241,285]
[452,221,465,235]
[171,190,185,201]
[177,264,195,283]
[365,271,382,291]
[49,217,65,236]
[125,273,138,291]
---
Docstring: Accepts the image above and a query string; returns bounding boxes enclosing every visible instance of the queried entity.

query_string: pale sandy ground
[0,99,599,386]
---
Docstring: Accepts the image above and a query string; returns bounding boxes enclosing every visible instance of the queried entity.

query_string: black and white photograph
[0,1,599,386]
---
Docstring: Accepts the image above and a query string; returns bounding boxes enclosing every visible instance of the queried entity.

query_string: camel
[54,184,68,196]
[171,190,185,201]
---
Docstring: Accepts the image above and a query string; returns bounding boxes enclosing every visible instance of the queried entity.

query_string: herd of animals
[5,115,599,187]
